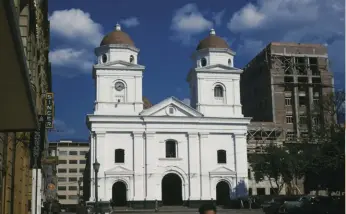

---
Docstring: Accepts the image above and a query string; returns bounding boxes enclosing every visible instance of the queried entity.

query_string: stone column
[187,132,200,200]
[132,132,144,201]
[233,133,248,197]
[199,133,209,200]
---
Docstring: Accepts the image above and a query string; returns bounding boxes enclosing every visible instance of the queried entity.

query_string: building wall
[241,42,334,196]
[88,119,249,203]
[51,142,89,206]
[0,1,51,214]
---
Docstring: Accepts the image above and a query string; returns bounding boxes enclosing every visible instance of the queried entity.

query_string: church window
[101,54,108,63]
[201,57,207,67]
[214,85,224,97]
[228,59,232,66]
[165,140,177,158]
[217,149,227,163]
[115,149,125,163]
[130,55,134,63]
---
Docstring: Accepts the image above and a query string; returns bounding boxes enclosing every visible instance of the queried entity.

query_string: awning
[0,0,37,131]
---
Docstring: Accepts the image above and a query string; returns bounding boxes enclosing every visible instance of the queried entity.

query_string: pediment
[104,165,134,175]
[209,166,236,176]
[140,97,203,117]
[94,60,145,70]
[195,64,242,73]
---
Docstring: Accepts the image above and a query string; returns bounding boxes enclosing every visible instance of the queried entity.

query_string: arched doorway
[161,173,183,205]
[216,181,230,206]
[112,181,127,206]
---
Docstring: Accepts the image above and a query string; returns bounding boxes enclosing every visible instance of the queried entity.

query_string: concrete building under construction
[241,42,334,195]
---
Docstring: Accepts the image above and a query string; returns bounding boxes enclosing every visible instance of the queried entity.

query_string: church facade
[86,24,251,208]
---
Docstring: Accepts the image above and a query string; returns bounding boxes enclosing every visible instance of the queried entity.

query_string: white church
[86,24,251,208]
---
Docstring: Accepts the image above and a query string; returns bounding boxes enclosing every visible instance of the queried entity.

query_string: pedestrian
[199,203,217,214]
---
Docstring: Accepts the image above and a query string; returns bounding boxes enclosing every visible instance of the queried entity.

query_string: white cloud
[212,10,226,26]
[120,17,140,28]
[171,3,213,45]
[228,0,345,79]
[181,98,191,106]
[49,9,103,47]
[53,119,76,136]
[49,48,94,75]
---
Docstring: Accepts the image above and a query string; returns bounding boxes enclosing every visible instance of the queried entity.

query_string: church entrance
[216,181,230,206]
[161,173,183,205]
[112,181,127,206]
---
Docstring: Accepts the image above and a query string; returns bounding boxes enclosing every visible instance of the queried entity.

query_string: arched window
[214,85,224,98]
[201,58,207,67]
[165,140,177,158]
[115,149,125,163]
[130,55,134,63]
[217,150,226,163]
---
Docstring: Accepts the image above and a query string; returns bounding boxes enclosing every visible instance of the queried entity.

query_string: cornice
[87,114,251,125]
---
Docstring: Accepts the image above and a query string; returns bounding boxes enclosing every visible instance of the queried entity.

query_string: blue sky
[48,0,345,141]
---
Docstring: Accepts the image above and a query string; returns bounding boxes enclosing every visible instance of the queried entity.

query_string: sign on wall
[30,115,46,169]
[45,93,54,129]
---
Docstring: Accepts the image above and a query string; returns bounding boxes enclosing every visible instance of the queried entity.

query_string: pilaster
[233,133,248,197]
[199,132,209,200]
[144,132,156,200]
[187,132,200,200]
[132,132,144,200]
[96,131,106,200]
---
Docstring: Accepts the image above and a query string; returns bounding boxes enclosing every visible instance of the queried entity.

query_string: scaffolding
[269,53,328,76]
[247,122,284,154]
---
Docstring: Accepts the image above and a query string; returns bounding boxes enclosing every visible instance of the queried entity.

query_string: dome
[100,24,135,47]
[196,29,229,50]
[143,97,153,109]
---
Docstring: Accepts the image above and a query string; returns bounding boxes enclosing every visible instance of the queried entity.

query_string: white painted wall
[88,116,250,202]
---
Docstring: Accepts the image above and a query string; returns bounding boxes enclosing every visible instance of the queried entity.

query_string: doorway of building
[112,181,127,206]
[161,173,183,205]
[216,181,230,206]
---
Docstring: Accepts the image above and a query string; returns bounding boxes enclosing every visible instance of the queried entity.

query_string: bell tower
[93,24,145,115]
[187,29,243,118]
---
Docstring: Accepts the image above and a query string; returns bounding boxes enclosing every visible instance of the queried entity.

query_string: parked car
[262,195,302,214]
[278,195,343,214]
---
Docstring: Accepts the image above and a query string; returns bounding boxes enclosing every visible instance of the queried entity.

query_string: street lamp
[93,160,100,213]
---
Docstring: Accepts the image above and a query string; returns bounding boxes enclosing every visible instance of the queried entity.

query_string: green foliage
[248,143,306,194]
[304,90,345,193]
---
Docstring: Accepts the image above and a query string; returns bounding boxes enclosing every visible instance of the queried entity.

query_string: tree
[303,90,345,194]
[248,143,307,195]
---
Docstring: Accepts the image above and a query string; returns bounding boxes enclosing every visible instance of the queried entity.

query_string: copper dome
[100,24,135,47]
[196,29,229,50]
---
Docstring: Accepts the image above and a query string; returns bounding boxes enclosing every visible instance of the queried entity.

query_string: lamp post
[93,160,100,213]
